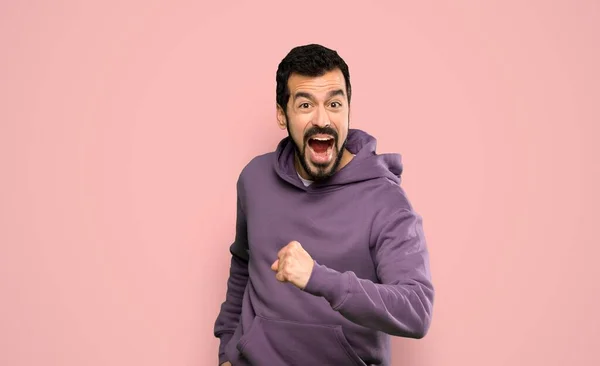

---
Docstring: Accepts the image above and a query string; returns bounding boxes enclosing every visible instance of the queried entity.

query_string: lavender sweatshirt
[213,129,434,365]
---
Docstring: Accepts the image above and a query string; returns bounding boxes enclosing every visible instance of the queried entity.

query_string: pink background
[1,1,599,365]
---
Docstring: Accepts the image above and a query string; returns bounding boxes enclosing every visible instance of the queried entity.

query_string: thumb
[271,259,279,271]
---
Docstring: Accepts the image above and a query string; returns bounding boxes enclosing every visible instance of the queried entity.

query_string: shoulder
[232,152,275,212]
[238,152,275,182]
[234,151,278,200]
[365,176,415,213]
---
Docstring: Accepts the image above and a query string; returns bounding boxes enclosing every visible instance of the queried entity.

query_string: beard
[286,123,347,182]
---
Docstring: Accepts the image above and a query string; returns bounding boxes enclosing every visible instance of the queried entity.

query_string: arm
[303,208,434,338]
[213,184,250,364]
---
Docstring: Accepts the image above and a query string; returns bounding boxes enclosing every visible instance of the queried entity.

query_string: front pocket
[237,315,366,366]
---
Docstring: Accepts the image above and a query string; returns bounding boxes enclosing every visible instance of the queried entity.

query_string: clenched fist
[271,241,315,290]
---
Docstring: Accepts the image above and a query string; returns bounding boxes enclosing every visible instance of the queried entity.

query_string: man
[213,44,434,366]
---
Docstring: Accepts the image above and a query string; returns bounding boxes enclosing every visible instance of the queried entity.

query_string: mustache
[304,126,338,143]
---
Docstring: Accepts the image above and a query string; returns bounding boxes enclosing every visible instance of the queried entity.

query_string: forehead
[287,69,346,97]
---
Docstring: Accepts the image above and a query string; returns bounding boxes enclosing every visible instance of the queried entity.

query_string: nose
[312,104,330,128]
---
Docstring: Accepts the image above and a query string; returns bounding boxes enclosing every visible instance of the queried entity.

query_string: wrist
[303,261,349,308]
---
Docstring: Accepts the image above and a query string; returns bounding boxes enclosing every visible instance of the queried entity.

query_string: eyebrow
[293,89,345,102]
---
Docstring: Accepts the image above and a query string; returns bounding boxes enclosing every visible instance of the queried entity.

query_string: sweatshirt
[213,129,434,366]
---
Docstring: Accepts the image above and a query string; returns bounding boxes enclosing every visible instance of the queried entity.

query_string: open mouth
[307,136,335,164]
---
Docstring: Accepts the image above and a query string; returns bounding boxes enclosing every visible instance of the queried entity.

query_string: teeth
[312,137,332,141]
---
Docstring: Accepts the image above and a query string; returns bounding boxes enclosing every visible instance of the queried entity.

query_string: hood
[273,128,403,191]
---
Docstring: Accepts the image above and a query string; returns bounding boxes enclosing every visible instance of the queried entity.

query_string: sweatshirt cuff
[303,261,350,309]
[217,332,234,365]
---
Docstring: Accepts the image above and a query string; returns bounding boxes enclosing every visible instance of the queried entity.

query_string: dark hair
[276,44,351,112]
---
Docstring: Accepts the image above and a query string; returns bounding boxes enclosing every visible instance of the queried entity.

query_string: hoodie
[213,129,434,366]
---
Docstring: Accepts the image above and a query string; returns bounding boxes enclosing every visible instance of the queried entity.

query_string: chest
[244,186,376,278]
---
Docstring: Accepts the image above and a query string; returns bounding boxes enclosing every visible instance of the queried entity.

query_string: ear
[276,104,287,130]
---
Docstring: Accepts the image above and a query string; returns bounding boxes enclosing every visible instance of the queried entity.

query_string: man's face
[278,69,350,181]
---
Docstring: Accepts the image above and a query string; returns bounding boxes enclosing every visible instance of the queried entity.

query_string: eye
[299,102,310,109]
[330,101,342,108]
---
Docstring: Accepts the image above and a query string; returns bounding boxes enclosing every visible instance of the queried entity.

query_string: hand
[271,241,315,290]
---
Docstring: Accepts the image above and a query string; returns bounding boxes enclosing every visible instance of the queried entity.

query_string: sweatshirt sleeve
[303,208,434,338]
[213,181,250,364]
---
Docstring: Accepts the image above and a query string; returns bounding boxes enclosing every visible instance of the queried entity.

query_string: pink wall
[1,1,599,365]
